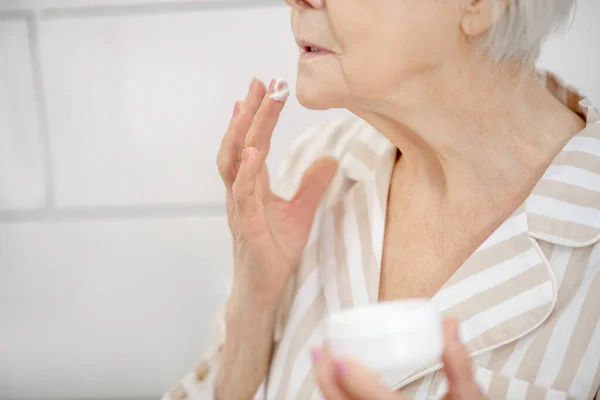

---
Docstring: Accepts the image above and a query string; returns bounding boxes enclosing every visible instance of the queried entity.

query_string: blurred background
[0,0,598,399]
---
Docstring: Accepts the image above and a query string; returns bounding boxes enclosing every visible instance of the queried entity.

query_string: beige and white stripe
[162,71,600,400]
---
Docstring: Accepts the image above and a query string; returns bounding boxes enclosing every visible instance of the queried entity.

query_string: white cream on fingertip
[268,79,290,102]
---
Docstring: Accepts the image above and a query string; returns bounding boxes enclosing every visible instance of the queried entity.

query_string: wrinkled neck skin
[349,55,585,210]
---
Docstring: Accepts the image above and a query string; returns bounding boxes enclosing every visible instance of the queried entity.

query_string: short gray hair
[480,0,577,64]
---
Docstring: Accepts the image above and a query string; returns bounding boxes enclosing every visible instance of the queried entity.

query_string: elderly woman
[164,0,600,399]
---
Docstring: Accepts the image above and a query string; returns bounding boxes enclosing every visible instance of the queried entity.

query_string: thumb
[291,156,339,218]
[442,319,482,399]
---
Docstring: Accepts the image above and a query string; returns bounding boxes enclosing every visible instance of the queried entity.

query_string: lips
[296,39,334,55]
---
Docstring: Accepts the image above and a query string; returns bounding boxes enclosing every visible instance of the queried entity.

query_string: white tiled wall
[0,19,45,211]
[0,216,233,399]
[39,6,339,207]
[0,0,599,399]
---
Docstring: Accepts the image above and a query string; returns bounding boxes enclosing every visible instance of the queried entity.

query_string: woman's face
[288,0,466,110]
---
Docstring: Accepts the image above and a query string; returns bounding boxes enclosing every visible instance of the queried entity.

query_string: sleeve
[161,116,357,400]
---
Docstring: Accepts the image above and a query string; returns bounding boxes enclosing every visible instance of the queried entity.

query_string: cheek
[337,12,459,99]
[335,29,410,99]
[326,9,388,95]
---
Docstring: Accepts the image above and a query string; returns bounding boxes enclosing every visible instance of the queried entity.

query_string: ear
[461,0,510,37]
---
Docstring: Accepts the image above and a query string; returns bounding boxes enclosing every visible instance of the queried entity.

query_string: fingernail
[333,360,348,377]
[248,77,255,94]
[233,102,240,117]
[454,323,462,342]
[310,348,320,364]
[242,148,250,162]
[268,79,276,94]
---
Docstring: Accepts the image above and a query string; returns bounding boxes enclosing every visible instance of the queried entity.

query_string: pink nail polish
[268,79,276,94]
[233,102,240,117]
[334,360,348,377]
[310,348,320,364]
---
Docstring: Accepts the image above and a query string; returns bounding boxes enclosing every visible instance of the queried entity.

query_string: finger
[442,319,472,380]
[332,357,401,400]
[256,165,271,202]
[244,79,289,155]
[240,78,267,170]
[217,101,255,189]
[234,79,287,204]
[292,156,339,215]
[312,347,349,400]
[442,318,482,399]
[232,146,262,216]
[238,79,269,200]
[246,77,267,113]
[217,79,266,191]
[235,79,267,173]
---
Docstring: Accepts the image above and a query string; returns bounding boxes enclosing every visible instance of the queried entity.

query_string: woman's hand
[214,78,337,400]
[313,319,485,400]
[218,78,338,310]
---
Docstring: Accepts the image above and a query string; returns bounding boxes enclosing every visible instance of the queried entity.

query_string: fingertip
[315,155,340,171]
[246,78,267,110]
[442,320,474,384]
[268,79,290,103]
[310,347,321,364]
[250,78,266,92]
[231,101,252,126]
[255,79,267,93]
[321,157,340,179]
[443,318,461,344]
[333,359,348,378]
[332,357,398,400]
[311,347,327,386]
[248,77,256,94]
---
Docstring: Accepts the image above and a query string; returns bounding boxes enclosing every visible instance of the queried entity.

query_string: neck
[351,61,585,207]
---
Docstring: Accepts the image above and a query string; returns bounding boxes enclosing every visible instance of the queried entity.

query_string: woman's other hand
[313,319,485,400]
[217,78,338,310]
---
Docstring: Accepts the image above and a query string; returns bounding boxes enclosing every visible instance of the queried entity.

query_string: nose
[285,0,324,9]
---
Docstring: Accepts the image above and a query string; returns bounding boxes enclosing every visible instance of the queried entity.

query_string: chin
[295,76,348,110]
[296,87,333,110]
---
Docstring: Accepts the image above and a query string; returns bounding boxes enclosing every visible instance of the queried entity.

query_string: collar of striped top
[333,71,600,390]
[340,70,600,247]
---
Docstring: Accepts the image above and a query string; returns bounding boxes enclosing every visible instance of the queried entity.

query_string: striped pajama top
[164,71,600,400]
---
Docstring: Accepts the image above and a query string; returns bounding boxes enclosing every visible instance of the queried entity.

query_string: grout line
[0,202,226,223]
[3,398,156,400]
[27,12,57,213]
[40,0,285,19]
[0,10,30,20]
